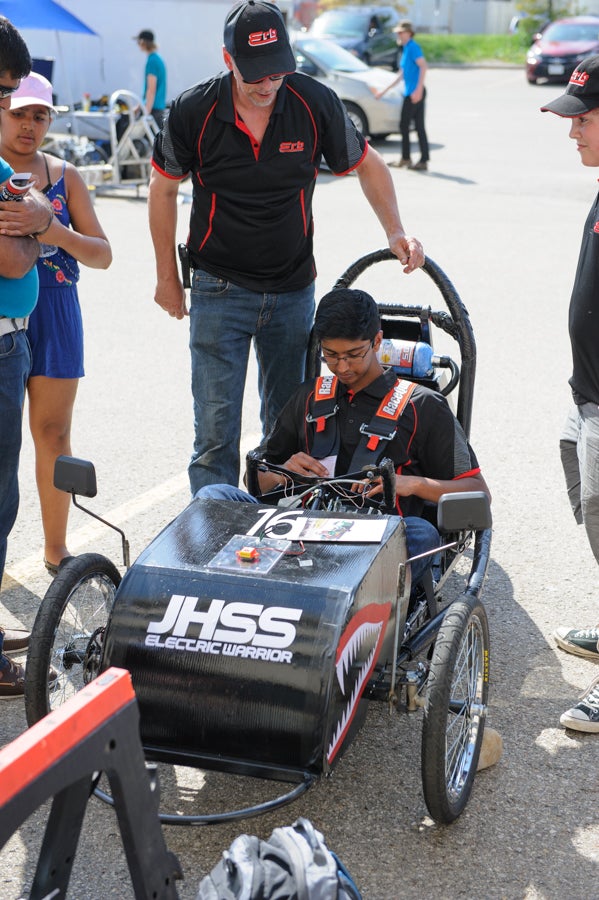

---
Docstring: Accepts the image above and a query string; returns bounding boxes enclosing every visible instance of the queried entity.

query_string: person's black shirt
[152,72,367,292]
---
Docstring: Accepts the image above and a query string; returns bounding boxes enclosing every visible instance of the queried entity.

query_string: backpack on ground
[197,817,362,900]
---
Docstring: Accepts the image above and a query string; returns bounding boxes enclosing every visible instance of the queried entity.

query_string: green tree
[514,0,584,41]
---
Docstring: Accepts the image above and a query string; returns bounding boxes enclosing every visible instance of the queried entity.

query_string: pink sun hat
[9,72,55,111]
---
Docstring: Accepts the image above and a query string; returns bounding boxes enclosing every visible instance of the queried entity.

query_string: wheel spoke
[47,573,117,710]
[444,617,486,800]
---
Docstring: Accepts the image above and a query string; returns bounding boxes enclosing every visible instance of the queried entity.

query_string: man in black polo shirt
[197,287,490,587]
[148,0,424,499]
[542,56,599,732]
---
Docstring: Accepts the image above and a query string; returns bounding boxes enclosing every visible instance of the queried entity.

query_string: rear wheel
[25,553,121,726]
[421,596,489,823]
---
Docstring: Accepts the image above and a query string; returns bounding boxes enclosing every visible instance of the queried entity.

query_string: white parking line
[6,470,190,583]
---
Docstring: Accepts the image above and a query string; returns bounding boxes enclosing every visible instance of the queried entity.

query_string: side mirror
[437,491,492,533]
[52,455,130,568]
[53,455,97,498]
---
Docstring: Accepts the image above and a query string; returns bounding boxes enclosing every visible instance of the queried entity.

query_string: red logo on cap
[248,28,278,47]
[570,70,589,87]
[594,221,599,233]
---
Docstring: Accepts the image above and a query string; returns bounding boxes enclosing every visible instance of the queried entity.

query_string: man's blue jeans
[188,270,315,495]
[0,329,31,587]
[195,483,440,586]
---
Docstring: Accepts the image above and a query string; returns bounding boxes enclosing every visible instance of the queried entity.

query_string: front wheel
[25,553,121,726]
[343,101,368,136]
[421,596,489,823]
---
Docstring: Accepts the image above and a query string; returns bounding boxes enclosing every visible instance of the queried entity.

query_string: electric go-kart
[24,250,492,827]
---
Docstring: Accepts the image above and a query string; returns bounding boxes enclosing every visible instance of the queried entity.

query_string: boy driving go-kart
[25,268,498,827]
[197,287,491,591]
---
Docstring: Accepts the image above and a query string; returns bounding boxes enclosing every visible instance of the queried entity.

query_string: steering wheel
[246,454,397,514]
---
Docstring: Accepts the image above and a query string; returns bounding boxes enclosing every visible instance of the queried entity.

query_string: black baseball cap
[134,30,154,42]
[541,54,599,116]
[223,0,295,82]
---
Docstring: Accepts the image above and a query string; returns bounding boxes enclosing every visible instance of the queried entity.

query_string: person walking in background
[134,29,167,127]
[542,56,599,733]
[0,71,112,577]
[0,17,60,696]
[377,20,429,171]
[148,0,424,498]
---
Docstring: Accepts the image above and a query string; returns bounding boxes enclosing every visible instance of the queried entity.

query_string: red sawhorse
[0,667,182,899]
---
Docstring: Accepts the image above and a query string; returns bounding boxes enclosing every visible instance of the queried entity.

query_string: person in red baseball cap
[148,0,425,501]
[542,56,599,733]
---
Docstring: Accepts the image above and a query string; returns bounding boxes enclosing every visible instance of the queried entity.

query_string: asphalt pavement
[1,67,599,899]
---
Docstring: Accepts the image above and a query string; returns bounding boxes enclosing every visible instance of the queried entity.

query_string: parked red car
[526,16,599,84]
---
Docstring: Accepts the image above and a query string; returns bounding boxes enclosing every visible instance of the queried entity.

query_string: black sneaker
[554,626,599,660]
[560,675,599,732]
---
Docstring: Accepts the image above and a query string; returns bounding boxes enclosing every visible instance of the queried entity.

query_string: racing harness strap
[306,375,341,460]
[307,375,417,471]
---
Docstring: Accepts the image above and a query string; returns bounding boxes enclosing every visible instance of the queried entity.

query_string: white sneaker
[560,675,599,733]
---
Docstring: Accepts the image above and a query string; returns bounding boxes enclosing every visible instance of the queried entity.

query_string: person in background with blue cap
[148,0,425,501]
[542,55,599,733]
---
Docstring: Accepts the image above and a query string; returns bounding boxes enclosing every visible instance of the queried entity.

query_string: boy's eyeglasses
[0,84,19,99]
[319,341,374,365]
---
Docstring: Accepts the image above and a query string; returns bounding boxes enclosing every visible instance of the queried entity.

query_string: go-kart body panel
[102,499,408,780]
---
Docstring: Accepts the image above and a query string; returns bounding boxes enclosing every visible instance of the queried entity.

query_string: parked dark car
[526,16,599,84]
[309,5,401,68]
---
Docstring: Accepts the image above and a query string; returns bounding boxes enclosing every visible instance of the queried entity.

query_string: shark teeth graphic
[327,603,391,764]
[335,622,380,696]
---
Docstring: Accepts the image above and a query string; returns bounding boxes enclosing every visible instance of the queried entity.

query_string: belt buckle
[306,405,339,424]
[359,422,397,442]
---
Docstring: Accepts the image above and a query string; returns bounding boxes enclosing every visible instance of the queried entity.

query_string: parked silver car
[294,36,402,139]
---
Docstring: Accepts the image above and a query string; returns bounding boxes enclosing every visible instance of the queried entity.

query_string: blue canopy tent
[0,0,98,106]
[0,0,96,34]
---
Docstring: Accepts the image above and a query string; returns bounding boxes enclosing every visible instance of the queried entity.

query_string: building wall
[405,0,518,34]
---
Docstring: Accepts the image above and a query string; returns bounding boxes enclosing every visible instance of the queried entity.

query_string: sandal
[44,556,75,577]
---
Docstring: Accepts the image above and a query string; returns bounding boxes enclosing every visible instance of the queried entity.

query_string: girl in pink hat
[0,72,112,575]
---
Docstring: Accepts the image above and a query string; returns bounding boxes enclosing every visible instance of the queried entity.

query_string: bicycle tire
[25,553,121,727]
[79,142,110,166]
[421,595,489,823]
